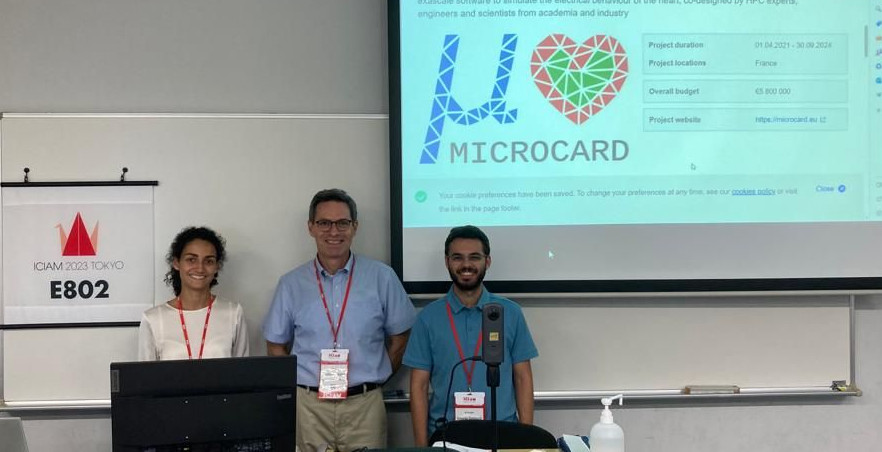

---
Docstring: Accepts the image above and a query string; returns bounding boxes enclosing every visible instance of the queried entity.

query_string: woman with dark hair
[138,226,249,360]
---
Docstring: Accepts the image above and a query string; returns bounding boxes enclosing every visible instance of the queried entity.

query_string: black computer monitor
[110,356,296,452]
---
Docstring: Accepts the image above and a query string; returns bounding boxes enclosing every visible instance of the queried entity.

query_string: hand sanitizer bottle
[589,394,624,452]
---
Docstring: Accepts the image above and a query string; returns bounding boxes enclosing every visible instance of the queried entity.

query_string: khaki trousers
[296,386,387,452]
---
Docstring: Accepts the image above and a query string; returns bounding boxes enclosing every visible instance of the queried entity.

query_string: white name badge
[454,391,486,420]
[319,348,349,400]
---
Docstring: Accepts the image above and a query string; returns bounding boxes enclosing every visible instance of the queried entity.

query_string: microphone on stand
[437,355,482,451]
[482,303,504,366]
[482,302,504,452]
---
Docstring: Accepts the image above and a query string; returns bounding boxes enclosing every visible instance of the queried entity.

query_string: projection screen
[390,0,882,294]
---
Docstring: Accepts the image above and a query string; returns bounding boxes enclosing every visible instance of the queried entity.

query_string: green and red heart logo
[531,34,628,125]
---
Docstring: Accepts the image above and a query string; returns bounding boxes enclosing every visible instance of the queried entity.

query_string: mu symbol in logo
[57,212,99,256]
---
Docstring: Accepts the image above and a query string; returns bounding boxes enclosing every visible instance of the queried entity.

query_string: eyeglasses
[447,253,487,264]
[313,219,355,231]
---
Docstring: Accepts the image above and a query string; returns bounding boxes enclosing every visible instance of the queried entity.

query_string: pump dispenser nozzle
[599,394,623,424]
[601,394,623,408]
[590,394,625,452]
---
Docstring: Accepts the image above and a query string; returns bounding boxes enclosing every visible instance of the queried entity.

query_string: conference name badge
[318,348,349,399]
[454,391,485,420]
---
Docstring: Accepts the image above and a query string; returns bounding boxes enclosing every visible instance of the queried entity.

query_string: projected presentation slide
[393,0,882,288]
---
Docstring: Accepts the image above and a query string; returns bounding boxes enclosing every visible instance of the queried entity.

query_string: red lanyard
[446,300,483,388]
[176,295,215,360]
[314,256,356,349]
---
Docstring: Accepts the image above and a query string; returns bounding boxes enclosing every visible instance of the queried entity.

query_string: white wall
[1,1,880,452]
[0,0,388,114]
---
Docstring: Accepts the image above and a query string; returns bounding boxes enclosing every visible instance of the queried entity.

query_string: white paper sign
[2,185,155,324]
[454,391,486,420]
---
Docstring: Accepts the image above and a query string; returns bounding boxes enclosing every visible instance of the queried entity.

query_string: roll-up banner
[2,185,154,325]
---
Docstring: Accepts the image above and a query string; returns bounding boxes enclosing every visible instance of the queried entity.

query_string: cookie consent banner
[2,185,154,325]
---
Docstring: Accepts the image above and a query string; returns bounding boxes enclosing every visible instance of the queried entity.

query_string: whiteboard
[3,327,138,401]
[0,114,851,402]
[526,301,850,391]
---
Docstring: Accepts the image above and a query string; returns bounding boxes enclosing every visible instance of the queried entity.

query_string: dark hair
[309,188,358,221]
[164,226,227,296]
[444,225,490,256]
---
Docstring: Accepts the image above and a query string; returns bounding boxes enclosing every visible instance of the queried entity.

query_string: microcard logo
[418,34,628,164]
[57,212,99,256]
[419,34,518,164]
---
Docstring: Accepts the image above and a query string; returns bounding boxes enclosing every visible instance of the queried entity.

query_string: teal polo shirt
[403,286,538,435]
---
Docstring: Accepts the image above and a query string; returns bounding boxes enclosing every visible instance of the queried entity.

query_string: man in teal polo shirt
[403,225,538,446]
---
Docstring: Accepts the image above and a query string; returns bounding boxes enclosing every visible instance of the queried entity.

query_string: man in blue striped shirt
[264,188,415,452]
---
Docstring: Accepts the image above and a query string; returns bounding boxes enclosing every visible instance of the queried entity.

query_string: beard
[448,265,486,292]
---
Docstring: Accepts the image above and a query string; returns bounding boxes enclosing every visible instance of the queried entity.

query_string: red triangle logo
[63,213,96,256]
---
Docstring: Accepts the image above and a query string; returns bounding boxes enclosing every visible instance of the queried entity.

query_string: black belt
[297,382,381,397]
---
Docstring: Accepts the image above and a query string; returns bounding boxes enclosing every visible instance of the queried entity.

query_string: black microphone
[482,303,504,366]
[437,355,482,449]
[482,302,504,452]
